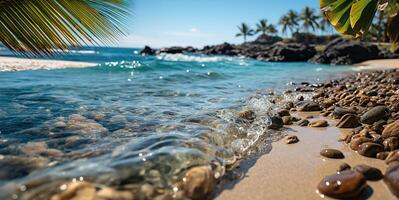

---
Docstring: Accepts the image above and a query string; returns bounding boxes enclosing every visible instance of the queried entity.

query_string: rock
[21,142,48,155]
[350,137,373,151]
[386,150,399,164]
[202,43,237,56]
[66,114,108,135]
[284,135,299,144]
[358,142,384,158]
[382,121,399,139]
[296,100,322,111]
[51,182,96,200]
[277,109,290,117]
[377,152,390,160]
[96,188,134,200]
[338,163,351,172]
[384,137,399,151]
[268,116,284,130]
[252,34,283,45]
[296,119,309,126]
[140,46,156,55]
[183,166,215,200]
[320,149,344,159]
[267,43,317,62]
[238,110,255,121]
[336,114,361,128]
[282,116,292,125]
[384,162,399,197]
[317,170,367,199]
[159,46,185,54]
[353,164,383,181]
[309,120,328,127]
[310,38,380,65]
[333,107,356,118]
[360,106,389,125]
[140,184,154,199]
[0,156,49,180]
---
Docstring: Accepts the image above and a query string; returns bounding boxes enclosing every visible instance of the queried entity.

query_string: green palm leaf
[0,0,129,55]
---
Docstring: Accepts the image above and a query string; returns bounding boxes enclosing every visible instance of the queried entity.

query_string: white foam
[156,53,240,63]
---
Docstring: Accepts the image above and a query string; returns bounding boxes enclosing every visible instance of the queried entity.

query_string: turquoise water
[0,48,353,199]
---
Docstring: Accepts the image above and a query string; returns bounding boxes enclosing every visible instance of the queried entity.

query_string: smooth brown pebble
[337,163,351,172]
[377,152,390,160]
[317,170,366,199]
[358,142,384,158]
[353,164,383,181]
[284,135,299,144]
[349,137,373,151]
[383,137,399,151]
[384,162,399,197]
[320,149,344,159]
[309,120,328,127]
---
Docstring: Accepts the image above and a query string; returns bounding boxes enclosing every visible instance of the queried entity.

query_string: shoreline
[0,56,97,72]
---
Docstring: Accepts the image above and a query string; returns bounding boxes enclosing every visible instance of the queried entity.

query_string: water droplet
[159,76,163,79]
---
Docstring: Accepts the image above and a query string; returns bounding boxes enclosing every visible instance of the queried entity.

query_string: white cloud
[190,28,198,32]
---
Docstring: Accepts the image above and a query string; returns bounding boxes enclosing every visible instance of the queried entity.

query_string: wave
[156,53,247,64]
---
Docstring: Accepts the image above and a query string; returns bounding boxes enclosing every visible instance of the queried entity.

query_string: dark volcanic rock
[317,170,367,199]
[159,46,185,54]
[251,34,283,45]
[320,149,344,159]
[360,106,389,125]
[336,114,361,128]
[202,43,237,56]
[140,46,156,55]
[267,43,317,62]
[268,116,284,130]
[310,38,380,65]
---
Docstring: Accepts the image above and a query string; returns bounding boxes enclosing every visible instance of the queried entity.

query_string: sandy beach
[0,56,97,72]
[216,114,394,200]
[356,59,399,69]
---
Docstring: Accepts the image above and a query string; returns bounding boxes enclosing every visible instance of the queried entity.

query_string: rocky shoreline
[141,38,399,65]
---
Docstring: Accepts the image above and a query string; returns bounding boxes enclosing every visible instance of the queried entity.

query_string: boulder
[267,43,317,62]
[140,46,156,55]
[159,46,185,54]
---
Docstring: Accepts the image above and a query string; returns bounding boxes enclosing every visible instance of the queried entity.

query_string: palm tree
[300,6,319,32]
[266,24,278,35]
[318,13,333,34]
[279,10,299,35]
[0,0,129,55]
[236,23,254,43]
[256,19,268,36]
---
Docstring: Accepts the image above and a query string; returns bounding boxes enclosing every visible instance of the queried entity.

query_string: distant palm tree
[300,6,319,32]
[256,19,268,36]
[236,23,254,43]
[318,13,334,34]
[266,24,278,35]
[279,10,299,35]
[0,0,129,55]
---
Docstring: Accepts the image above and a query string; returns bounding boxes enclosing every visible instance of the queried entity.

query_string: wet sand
[216,113,394,200]
[0,56,97,72]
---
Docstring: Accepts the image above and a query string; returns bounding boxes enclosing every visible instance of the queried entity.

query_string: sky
[117,0,321,48]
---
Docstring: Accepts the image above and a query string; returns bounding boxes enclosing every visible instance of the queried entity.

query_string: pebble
[282,116,292,125]
[384,162,399,197]
[349,137,373,151]
[337,163,351,172]
[358,142,384,158]
[277,109,290,117]
[382,121,399,139]
[317,170,367,199]
[51,182,96,200]
[238,110,255,121]
[353,164,383,181]
[383,137,399,151]
[284,135,299,144]
[309,120,328,128]
[296,101,322,112]
[376,152,390,160]
[333,107,356,118]
[268,116,283,130]
[183,166,215,200]
[96,187,134,200]
[320,149,344,159]
[336,114,361,128]
[296,119,309,126]
[360,106,389,124]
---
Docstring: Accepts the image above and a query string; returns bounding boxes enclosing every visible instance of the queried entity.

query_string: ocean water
[0,47,353,199]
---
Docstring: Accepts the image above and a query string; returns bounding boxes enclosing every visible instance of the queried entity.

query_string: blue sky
[118,0,321,48]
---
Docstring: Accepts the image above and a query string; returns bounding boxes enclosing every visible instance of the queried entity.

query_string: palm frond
[0,0,129,55]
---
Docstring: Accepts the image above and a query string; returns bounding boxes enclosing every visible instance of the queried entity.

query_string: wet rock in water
[282,116,292,125]
[317,170,367,199]
[382,121,399,139]
[358,142,384,158]
[0,156,49,180]
[336,114,361,128]
[268,116,284,130]
[333,107,356,119]
[296,101,322,112]
[353,164,383,181]
[277,109,290,117]
[51,182,96,200]
[360,106,389,125]
[96,187,135,200]
[309,120,328,127]
[296,119,310,126]
[183,166,215,200]
[384,137,399,151]
[338,163,351,172]
[61,114,108,136]
[384,162,399,197]
[377,152,390,160]
[20,142,48,155]
[320,149,344,159]
[140,45,156,55]
[350,137,373,151]
[238,110,255,121]
[140,184,155,199]
[284,135,299,144]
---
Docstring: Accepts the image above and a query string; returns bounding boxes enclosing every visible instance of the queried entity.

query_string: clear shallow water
[0,47,353,199]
